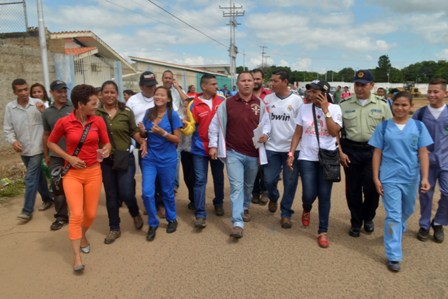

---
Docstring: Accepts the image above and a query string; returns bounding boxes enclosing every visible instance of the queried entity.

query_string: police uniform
[340,92,393,233]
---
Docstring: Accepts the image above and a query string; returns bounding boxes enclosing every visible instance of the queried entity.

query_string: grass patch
[0,178,25,199]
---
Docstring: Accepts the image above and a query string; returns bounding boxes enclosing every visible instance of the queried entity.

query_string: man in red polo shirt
[209,72,270,239]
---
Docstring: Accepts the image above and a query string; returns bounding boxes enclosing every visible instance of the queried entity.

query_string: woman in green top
[98,80,147,245]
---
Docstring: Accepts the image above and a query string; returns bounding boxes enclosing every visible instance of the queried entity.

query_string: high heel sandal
[73,264,85,273]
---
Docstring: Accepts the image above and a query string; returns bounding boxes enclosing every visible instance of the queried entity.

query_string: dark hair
[237,71,254,82]
[12,78,27,91]
[392,91,413,104]
[101,80,126,110]
[187,85,195,93]
[101,80,118,93]
[30,82,50,102]
[377,87,385,92]
[123,89,135,96]
[162,70,174,78]
[71,84,97,109]
[200,73,216,87]
[429,78,447,90]
[145,86,173,121]
[251,68,265,78]
[272,69,289,82]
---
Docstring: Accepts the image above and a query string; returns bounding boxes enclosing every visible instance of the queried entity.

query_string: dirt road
[0,172,447,298]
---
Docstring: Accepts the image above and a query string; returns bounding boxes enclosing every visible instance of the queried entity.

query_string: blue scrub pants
[419,166,448,229]
[382,183,418,262]
[142,159,177,227]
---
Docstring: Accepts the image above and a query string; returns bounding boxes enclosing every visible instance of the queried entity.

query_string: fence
[0,1,28,33]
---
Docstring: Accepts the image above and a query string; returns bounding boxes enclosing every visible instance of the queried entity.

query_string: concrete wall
[0,31,56,151]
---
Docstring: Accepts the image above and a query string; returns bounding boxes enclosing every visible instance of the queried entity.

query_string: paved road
[0,172,447,298]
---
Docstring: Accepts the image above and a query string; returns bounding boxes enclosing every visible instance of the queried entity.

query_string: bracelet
[163,131,168,137]
[287,151,294,157]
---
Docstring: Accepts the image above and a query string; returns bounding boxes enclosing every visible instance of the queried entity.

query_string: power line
[145,0,227,48]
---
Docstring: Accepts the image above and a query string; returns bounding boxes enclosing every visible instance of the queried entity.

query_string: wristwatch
[325,112,332,118]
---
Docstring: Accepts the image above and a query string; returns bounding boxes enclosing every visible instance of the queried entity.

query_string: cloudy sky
[6,0,448,73]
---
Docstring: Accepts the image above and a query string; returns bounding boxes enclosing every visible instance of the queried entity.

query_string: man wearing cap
[263,70,303,228]
[4,78,53,222]
[42,80,74,230]
[126,71,158,124]
[339,70,392,237]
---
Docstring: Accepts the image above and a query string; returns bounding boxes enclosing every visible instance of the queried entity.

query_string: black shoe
[146,226,157,241]
[349,227,361,237]
[38,201,53,211]
[166,220,178,233]
[417,227,429,241]
[50,219,67,231]
[251,194,260,204]
[431,221,444,243]
[364,220,374,233]
[187,202,195,210]
[214,204,224,216]
[387,260,400,272]
[194,218,207,229]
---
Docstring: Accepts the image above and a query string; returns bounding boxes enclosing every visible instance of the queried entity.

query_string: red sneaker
[317,233,329,248]
[302,211,310,227]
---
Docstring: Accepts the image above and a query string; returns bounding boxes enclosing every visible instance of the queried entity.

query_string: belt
[341,139,372,149]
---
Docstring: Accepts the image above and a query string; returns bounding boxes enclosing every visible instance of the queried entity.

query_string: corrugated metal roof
[129,56,230,77]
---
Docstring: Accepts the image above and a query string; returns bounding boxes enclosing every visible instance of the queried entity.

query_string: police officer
[339,70,392,237]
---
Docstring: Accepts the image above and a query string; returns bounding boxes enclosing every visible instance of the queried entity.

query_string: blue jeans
[21,154,53,214]
[101,153,140,230]
[263,150,300,218]
[142,159,177,227]
[225,149,259,228]
[299,160,333,234]
[382,183,418,262]
[193,154,224,219]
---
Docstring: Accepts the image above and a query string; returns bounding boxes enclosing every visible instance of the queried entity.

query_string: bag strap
[168,108,174,134]
[62,122,92,175]
[312,104,321,149]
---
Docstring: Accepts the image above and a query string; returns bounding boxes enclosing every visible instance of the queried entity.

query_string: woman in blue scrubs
[369,91,433,272]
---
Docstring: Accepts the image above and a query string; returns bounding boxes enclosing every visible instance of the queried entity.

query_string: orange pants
[63,164,102,240]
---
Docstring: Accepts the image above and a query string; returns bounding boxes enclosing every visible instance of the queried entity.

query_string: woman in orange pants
[48,84,111,273]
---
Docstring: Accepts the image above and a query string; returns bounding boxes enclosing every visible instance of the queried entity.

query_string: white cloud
[292,58,312,71]
[368,0,448,14]
[278,59,289,67]
[436,49,448,60]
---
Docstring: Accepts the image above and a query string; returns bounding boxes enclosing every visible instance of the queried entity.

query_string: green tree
[375,55,392,82]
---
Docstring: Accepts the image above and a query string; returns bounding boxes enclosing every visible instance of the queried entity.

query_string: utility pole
[260,45,267,68]
[220,1,244,87]
[37,0,50,92]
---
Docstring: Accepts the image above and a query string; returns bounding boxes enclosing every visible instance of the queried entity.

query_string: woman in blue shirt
[369,91,433,272]
[139,86,182,241]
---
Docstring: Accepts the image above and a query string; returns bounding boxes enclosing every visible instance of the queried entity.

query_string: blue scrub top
[369,119,433,184]
[143,110,182,164]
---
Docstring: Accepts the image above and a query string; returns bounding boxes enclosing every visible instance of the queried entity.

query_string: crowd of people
[3,69,447,274]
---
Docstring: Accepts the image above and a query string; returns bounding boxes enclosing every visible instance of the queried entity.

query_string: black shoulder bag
[101,114,130,171]
[50,123,92,195]
[312,105,341,182]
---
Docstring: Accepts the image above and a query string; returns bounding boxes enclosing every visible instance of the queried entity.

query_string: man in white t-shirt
[126,71,157,124]
[263,70,303,228]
